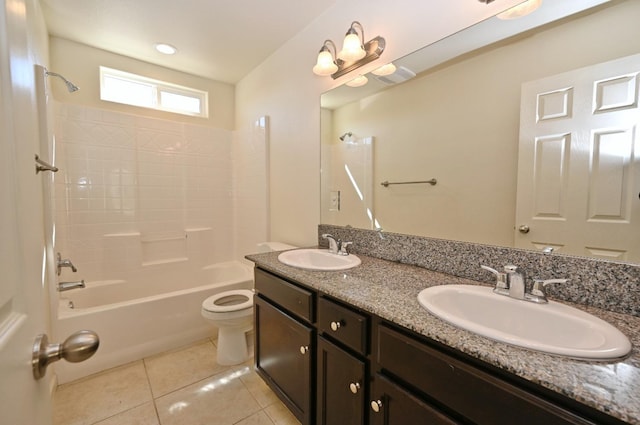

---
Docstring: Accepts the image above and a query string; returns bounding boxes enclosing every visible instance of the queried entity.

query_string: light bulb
[371,63,396,76]
[313,50,338,76]
[497,0,542,20]
[346,75,368,88]
[338,33,366,62]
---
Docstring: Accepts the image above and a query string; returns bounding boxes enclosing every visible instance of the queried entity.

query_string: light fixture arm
[347,21,365,46]
[320,39,337,58]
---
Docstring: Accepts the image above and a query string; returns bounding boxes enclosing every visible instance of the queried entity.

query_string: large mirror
[321,0,640,264]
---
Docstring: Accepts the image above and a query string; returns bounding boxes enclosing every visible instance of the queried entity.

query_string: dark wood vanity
[253,266,629,425]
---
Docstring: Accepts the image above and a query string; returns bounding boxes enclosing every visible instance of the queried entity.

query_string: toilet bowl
[201,242,298,365]
[202,289,254,365]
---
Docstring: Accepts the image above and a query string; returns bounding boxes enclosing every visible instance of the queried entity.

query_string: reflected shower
[45,69,79,92]
[339,132,352,141]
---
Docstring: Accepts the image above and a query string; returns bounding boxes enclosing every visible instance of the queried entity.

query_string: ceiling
[40,0,337,84]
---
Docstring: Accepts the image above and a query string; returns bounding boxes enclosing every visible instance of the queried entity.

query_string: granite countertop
[246,250,640,425]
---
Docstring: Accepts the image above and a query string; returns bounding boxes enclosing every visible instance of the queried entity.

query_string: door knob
[518,225,530,234]
[32,330,99,380]
[299,345,309,355]
[371,399,383,413]
[349,382,361,394]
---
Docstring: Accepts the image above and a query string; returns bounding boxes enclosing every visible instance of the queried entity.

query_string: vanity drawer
[255,268,314,323]
[318,296,369,355]
[376,324,596,425]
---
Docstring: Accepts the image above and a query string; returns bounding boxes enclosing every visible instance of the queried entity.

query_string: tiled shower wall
[53,103,264,283]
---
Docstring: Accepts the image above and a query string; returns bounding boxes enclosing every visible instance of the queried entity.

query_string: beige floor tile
[264,401,302,425]
[93,402,159,425]
[155,368,262,425]
[144,339,230,397]
[235,411,276,425]
[240,368,280,408]
[53,361,152,425]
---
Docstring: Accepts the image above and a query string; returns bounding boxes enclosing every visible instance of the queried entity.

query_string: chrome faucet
[57,252,78,275]
[504,265,526,300]
[322,233,341,254]
[58,280,85,292]
[321,234,353,256]
[481,265,567,304]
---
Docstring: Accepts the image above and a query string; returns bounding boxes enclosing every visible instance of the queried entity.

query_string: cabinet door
[369,374,460,425]
[317,336,366,425]
[255,296,314,425]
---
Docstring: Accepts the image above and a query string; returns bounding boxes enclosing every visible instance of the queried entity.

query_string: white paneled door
[0,2,52,424]
[516,53,640,261]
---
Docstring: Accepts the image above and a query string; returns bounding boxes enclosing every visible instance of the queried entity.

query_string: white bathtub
[54,261,253,384]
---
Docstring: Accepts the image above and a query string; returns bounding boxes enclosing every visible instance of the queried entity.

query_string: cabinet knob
[299,345,309,355]
[370,399,383,413]
[330,321,342,331]
[349,382,361,394]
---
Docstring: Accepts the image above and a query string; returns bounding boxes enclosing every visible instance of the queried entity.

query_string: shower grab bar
[35,154,59,174]
[381,178,437,187]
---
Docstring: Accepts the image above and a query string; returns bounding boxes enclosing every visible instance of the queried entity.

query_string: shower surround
[53,103,247,281]
[51,102,269,380]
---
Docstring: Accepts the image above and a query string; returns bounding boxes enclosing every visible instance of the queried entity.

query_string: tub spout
[58,280,85,292]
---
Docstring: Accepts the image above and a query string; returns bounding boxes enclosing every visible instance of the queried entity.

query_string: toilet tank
[255,242,298,253]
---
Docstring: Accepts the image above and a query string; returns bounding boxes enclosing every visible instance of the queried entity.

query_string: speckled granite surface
[245,250,640,424]
[318,225,640,317]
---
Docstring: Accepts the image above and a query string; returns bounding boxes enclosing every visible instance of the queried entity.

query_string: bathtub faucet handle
[57,252,78,275]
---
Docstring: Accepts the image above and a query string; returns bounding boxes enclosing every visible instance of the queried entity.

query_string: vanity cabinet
[254,269,315,425]
[373,323,607,425]
[253,266,623,425]
[316,297,370,425]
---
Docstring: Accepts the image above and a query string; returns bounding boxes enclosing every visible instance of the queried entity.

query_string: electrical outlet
[329,190,340,211]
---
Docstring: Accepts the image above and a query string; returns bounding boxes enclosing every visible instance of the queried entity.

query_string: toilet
[202,289,255,365]
[201,241,297,365]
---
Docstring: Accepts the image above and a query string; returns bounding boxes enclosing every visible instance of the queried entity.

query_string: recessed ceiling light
[155,43,177,55]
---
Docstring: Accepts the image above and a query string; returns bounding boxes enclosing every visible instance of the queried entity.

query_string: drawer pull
[299,345,309,355]
[330,321,342,331]
[349,382,361,394]
[371,399,383,413]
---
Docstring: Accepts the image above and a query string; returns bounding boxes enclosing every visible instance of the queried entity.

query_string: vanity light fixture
[497,0,542,19]
[312,21,385,80]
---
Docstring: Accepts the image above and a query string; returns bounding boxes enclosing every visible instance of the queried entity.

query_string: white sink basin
[417,285,632,360]
[278,249,361,271]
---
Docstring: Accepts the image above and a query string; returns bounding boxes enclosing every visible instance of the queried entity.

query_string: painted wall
[325,0,640,247]
[235,0,525,247]
[49,37,235,130]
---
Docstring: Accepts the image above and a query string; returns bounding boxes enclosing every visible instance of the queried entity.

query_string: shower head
[45,70,80,92]
[339,132,353,141]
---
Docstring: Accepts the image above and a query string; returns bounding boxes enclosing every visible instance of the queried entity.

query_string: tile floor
[53,338,301,425]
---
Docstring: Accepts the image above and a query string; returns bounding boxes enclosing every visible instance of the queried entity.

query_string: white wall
[235,0,523,247]
[49,37,235,130]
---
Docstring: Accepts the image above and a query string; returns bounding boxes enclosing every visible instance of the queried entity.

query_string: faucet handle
[339,241,353,256]
[481,265,508,291]
[529,278,568,303]
[57,252,78,275]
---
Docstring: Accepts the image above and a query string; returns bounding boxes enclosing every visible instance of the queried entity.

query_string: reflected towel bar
[381,178,437,187]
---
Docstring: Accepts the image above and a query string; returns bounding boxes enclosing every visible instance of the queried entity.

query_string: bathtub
[54,261,253,384]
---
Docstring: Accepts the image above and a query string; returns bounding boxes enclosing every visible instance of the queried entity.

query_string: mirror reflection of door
[516,53,640,261]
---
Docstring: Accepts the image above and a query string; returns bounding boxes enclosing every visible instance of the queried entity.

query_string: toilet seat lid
[202,289,254,313]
